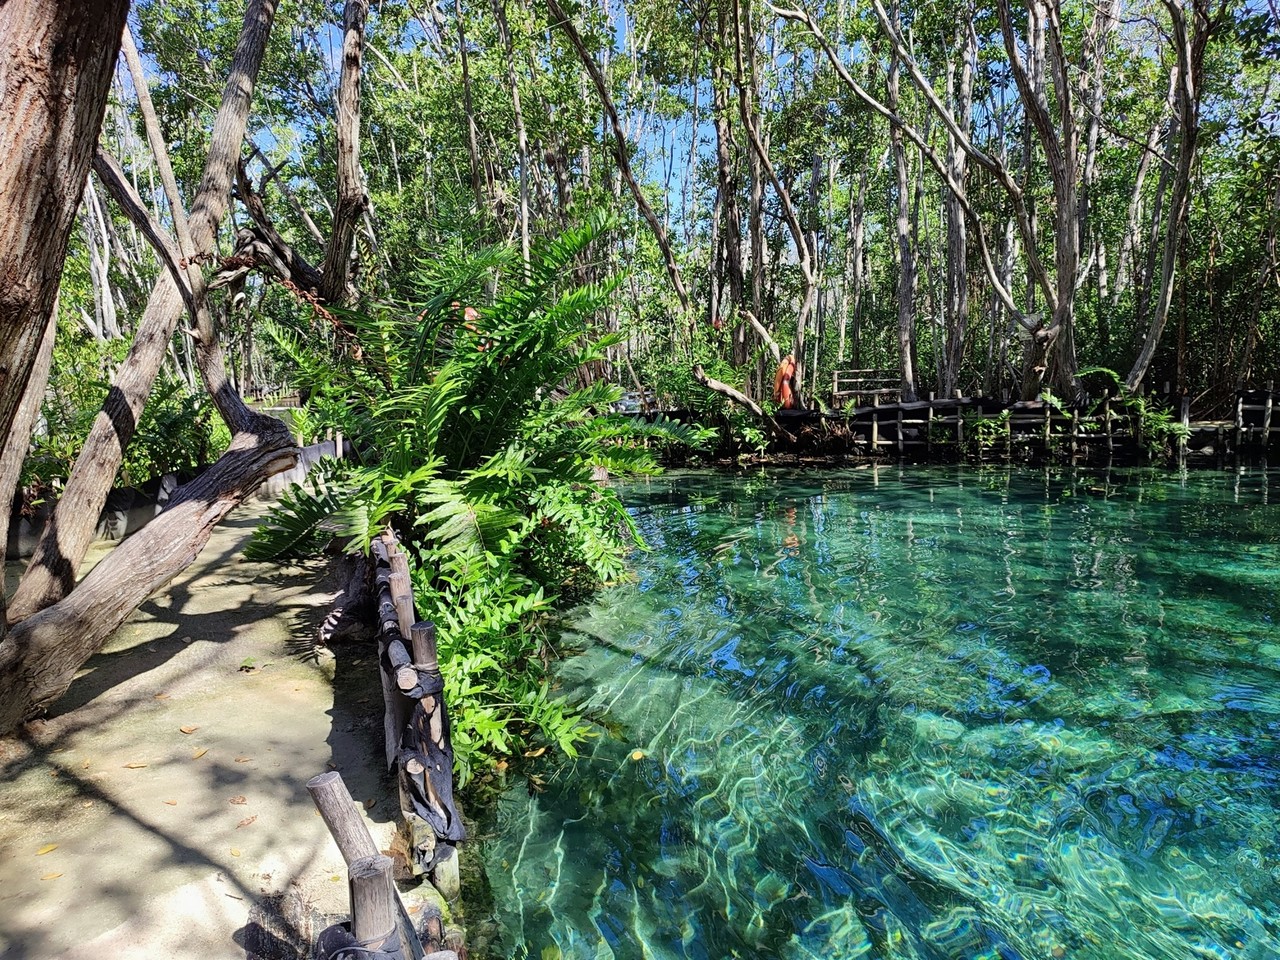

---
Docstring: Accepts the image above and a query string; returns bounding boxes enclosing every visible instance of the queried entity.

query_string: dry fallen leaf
[230,848,241,857]
[234,757,252,764]
[40,872,63,881]
[179,726,199,735]
[153,693,170,700]
[191,747,208,760]
[81,800,93,808]
[36,844,58,856]
[495,760,509,772]
[236,816,257,829]
[163,800,178,806]
[523,746,547,758]
[124,762,148,769]
[229,795,247,805]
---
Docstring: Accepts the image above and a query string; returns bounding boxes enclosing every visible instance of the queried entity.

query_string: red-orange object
[772,354,797,410]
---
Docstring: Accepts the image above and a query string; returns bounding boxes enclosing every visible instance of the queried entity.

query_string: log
[349,854,398,953]
[306,771,379,864]
[410,622,440,675]
[431,845,461,902]
[389,571,415,638]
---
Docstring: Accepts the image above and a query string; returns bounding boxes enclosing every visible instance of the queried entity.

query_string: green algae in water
[481,466,1280,960]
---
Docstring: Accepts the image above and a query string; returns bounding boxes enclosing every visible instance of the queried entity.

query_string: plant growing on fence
[247,214,712,782]
[1077,368,1191,459]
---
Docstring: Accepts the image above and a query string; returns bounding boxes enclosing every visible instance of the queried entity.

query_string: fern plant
[251,213,712,783]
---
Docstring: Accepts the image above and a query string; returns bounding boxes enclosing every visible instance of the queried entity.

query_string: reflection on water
[481,466,1280,960]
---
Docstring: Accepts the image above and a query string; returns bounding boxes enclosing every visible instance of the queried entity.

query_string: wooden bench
[832,369,900,408]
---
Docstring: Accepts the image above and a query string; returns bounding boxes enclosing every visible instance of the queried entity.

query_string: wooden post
[389,571,415,640]
[1070,407,1078,460]
[926,393,934,456]
[349,855,398,953]
[335,429,344,460]
[955,401,964,449]
[1263,381,1274,450]
[432,845,461,902]
[896,404,903,457]
[307,771,379,864]
[1236,394,1244,452]
[871,394,879,452]
[1180,395,1190,466]
[1103,395,1113,456]
[410,621,440,675]
[1042,399,1051,455]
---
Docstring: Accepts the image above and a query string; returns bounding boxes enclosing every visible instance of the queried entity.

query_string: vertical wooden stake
[1180,395,1190,466]
[432,845,461,902]
[389,571,415,639]
[871,394,879,452]
[410,622,440,674]
[896,404,903,457]
[1263,381,1274,450]
[349,854,398,952]
[1104,396,1113,457]
[335,429,344,460]
[926,393,934,456]
[1236,394,1244,453]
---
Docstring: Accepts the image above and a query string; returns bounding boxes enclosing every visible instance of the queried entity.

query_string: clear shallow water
[481,467,1280,960]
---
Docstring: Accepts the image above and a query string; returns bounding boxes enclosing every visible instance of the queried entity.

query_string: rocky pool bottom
[475,466,1280,960]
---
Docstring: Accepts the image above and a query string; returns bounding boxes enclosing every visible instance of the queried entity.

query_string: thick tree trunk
[9,0,280,623]
[0,0,130,478]
[0,423,296,734]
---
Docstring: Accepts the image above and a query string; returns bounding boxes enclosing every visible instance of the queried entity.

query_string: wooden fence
[303,529,465,960]
[781,384,1280,465]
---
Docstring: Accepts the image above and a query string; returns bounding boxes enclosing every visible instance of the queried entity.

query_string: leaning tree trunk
[0,0,130,535]
[8,0,280,623]
[1126,0,1221,392]
[0,424,296,734]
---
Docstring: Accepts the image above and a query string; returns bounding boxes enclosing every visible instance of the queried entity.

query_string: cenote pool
[480,466,1280,960]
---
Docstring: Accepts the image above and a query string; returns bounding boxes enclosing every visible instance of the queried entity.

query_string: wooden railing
[304,529,464,959]
[831,368,900,408]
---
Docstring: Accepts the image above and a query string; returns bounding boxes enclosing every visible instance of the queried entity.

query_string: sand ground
[0,507,400,960]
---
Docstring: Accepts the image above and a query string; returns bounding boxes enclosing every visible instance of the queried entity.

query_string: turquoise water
[481,467,1280,960]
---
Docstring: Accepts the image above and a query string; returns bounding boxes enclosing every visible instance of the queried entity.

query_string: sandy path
[0,507,394,960]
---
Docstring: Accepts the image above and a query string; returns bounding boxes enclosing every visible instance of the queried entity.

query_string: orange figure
[451,300,490,352]
[772,353,797,410]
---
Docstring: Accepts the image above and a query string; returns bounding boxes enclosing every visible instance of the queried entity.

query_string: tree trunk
[0,0,130,478]
[1126,0,1223,392]
[0,308,58,640]
[887,25,917,402]
[0,423,296,734]
[942,24,973,398]
[318,0,370,305]
[9,0,280,623]
[548,0,690,312]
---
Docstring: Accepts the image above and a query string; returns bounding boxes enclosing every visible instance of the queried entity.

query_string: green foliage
[21,320,224,500]
[252,216,708,783]
[1078,368,1191,460]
